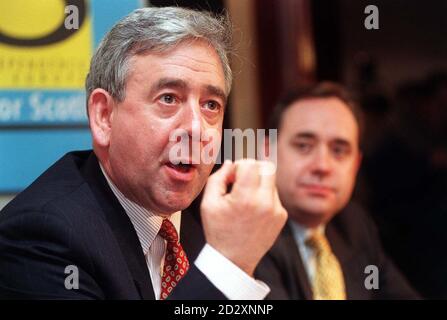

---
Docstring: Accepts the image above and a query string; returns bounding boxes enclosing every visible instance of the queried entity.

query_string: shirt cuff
[194,244,270,300]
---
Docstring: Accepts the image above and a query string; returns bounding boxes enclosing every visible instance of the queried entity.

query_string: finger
[203,160,236,198]
[273,187,286,217]
[259,161,276,190]
[231,159,260,195]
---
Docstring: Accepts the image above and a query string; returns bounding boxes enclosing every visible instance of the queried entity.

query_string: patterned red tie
[158,219,189,300]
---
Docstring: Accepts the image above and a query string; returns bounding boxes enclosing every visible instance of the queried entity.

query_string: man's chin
[155,194,196,214]
[292,201,337,224]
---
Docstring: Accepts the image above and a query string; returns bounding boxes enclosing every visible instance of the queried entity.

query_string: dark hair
[269,81,364,147]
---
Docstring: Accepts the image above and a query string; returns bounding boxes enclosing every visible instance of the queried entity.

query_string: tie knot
[305,231,331,254]
[159,219,179,243]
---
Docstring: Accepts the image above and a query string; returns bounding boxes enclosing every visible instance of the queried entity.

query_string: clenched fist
[200,159,287,276]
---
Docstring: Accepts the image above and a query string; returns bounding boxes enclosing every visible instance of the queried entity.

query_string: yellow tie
[305,232,346,300]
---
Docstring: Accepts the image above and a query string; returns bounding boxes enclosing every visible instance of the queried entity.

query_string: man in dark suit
[255,82,419,299]
[0,7,287,299]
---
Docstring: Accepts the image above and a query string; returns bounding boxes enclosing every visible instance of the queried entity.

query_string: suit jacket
[0,150,225,299]
[255,202,420,300]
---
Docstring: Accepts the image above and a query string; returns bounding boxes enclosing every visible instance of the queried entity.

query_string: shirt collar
[99,164,181,255]
[289,219,325,248]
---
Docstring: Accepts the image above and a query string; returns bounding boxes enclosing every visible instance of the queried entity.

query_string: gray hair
[85,7,233,106]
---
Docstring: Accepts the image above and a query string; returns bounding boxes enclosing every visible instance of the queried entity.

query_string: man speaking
[0,7,286,299]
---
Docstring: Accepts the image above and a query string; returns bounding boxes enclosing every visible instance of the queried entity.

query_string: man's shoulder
[329,201,381,248]
[334,201,374,227]
[0,150,96,221]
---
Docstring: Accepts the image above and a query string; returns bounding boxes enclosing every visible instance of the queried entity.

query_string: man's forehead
[283,97,359,143]
[127,43,226,92]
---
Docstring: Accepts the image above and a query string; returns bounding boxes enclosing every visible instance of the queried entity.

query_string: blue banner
[0,0,142,193]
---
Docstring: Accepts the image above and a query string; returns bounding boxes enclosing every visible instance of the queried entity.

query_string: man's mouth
[163,160,198,182]
[166,162,195,173]
[300,183,335,196]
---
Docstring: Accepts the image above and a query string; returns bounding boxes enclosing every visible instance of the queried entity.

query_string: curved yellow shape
[0,0,65,39]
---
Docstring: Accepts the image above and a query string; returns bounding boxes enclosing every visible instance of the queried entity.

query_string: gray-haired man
[0,7,286,299]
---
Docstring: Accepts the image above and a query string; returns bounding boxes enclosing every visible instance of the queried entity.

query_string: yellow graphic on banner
[0,0,92,89]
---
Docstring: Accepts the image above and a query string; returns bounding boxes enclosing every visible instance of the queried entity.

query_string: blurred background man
[255,82,419,299]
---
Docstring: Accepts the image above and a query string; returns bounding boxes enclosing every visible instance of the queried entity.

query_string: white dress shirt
[100,165,269,300]
[289,220,326,284]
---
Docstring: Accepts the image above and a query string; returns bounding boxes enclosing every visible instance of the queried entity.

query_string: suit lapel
[81,152,155,299]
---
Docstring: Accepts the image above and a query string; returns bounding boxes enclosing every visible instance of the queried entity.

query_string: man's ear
[88,88,115,148]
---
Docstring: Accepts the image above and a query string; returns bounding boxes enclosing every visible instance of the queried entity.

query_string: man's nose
[180,100,202,137]
[176,101,203,164]
[311,146,332,178]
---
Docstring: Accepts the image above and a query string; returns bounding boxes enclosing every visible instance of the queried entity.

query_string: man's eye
[160,94,176,104]
[295,142,312,153]
[204,101,220,112]
[332,145,349,158]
